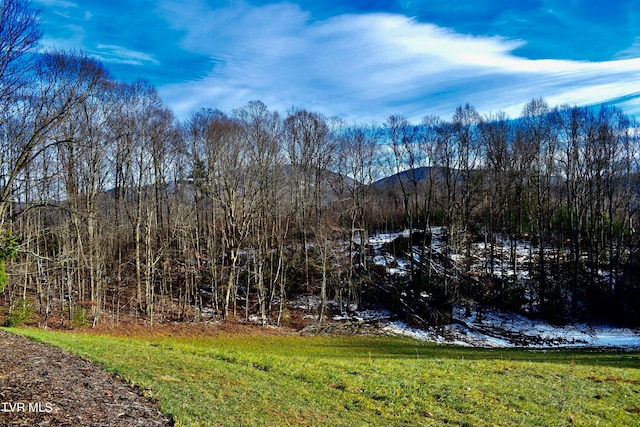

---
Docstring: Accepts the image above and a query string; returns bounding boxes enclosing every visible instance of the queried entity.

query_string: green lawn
[5,327,640,426]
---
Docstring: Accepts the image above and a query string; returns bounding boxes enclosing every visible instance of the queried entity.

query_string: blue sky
[34,0,640,123]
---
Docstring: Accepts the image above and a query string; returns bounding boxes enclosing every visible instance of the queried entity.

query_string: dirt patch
[0,330,172,427]
[84,317,299,339]
[299,320,391,336]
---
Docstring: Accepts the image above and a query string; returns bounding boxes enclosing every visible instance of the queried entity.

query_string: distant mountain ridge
[373,166,460,187]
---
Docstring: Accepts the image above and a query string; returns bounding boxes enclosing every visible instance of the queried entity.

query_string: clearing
[3,324,639,426]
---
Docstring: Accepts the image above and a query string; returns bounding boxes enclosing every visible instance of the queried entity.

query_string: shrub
[5,299,35,327]
[0,233,18,292]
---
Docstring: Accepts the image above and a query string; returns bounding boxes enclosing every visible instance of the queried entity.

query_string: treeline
[376,102,640,325]
[2,0,640,327]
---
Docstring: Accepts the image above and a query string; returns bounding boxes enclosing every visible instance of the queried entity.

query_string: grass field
[5,326,640,426]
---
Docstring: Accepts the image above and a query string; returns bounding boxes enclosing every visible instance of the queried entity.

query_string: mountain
[373,166,460,187]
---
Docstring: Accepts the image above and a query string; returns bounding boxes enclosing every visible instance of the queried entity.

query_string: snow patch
[382,305,640,349]
[329,303,640,349]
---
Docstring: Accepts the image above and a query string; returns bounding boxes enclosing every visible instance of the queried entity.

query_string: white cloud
[39,23,86,51]
[616,37,640,60]
[157,1,640,122]
[93,44,160,66]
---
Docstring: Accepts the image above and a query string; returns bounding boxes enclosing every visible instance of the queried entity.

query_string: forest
[2,0,640,329]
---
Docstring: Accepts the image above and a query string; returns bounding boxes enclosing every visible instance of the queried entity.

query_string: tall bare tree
[519,97,559,314]
[333,122,379,309]
[234,100,283,323]
[284,109,334,294]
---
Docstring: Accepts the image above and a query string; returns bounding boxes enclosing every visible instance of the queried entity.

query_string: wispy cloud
[616,37,640,60]
[93,44,160,66]
[36,0,87,51]
[156,2,640,122]
[35,0,640,122]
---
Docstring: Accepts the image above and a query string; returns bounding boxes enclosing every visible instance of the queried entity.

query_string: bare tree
[519,97,559,314]
[333,122,379,310]
[0,0,42,232]
[53,70,116,325]
[0,0,41,112]
[384,115,420,281]
[284,109,334,295]
[1,52,106,227]
[477,112,516,304]
[234,100,283,323]
[111,81,175,321]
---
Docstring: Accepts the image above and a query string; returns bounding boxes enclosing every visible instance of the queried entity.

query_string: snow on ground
[339,304,640,349]
[281,230,639,349]
[367,228,562,282]
[357,228,640,349]
[287,295,640,349]
[333,309,392,322]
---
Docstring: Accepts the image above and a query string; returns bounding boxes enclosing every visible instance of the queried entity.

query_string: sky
[34,0,640,123]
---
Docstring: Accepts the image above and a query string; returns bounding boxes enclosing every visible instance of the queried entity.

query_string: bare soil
[0,330,172,427]
[85,317,299,339]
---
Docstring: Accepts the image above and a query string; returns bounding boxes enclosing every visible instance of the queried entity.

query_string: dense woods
[2,0,640,328]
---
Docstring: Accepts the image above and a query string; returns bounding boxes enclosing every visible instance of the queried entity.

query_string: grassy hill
[6,326,640,426]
